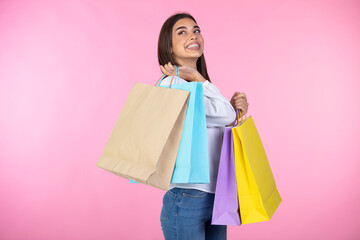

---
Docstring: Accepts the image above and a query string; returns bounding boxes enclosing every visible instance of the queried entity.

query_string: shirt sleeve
[203,80,236,127]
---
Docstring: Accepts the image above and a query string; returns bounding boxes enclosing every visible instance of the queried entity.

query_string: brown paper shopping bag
[96,74,189,190]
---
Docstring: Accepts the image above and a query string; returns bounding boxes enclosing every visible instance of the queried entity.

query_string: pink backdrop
[1,0,359,239]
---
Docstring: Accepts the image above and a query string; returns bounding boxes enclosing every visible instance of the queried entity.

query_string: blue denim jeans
[160,188,227,240]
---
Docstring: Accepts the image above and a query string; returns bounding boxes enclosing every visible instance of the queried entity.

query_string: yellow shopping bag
[232,110,281,224]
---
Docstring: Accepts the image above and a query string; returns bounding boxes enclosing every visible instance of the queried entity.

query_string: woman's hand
[230,92,249,117]
[160,62,203,82]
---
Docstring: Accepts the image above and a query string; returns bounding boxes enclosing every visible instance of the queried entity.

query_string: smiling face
[171,18,204,68]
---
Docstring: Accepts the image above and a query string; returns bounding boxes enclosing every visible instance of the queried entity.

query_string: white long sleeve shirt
[159,76,236,193]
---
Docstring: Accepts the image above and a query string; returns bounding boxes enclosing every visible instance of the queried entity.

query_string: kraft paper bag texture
[211,126,241,226]
[157,68,209,184]
[232,110,282,224]
[96,71,190,191]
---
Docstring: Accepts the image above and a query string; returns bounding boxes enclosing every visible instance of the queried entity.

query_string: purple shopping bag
[211,127,241,226]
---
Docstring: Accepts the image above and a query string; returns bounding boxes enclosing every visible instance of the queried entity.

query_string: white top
[159,76,236,193]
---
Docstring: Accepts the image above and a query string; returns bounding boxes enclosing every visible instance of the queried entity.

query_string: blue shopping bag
[158,67,209,183]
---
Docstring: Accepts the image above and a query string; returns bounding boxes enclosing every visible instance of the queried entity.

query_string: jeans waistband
[169,187,214,195]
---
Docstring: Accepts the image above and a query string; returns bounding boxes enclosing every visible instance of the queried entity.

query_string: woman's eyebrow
[175,25,200,32]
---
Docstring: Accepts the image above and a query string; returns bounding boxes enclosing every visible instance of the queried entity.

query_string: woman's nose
[190,34,197,40]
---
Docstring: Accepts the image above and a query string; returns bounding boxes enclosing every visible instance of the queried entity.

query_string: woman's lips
[186,45,200,50]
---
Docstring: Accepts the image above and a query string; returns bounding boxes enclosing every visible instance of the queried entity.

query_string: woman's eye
[178,29,201,35]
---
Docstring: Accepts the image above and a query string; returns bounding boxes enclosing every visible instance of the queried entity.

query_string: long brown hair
[157,12,212,83]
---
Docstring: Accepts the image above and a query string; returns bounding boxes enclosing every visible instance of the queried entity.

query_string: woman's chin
[186,52,203,58]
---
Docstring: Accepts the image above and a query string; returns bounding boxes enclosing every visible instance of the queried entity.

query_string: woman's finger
[160,65,167,74]
[234,102,247,110]
[166,62,174,71]
[165,64,175,74]
[161,65,171,76]
[232,92,240,99]
[234,93,248,103]
[236,105,248,114]
[234,98,249,106]
[234,103,248,115]
[233,104,244,112]
[234,93,246,100]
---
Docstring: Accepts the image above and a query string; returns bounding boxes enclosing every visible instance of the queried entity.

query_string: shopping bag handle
[155,65,180,88]
[235,109,247,126]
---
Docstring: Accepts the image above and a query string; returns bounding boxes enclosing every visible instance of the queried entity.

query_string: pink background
[1,0,359,239]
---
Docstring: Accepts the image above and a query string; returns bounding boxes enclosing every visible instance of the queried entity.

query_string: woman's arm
[202,80,237,127]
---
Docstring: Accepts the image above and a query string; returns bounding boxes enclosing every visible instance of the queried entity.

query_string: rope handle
[233,109,247,127]
[154,65,179,88]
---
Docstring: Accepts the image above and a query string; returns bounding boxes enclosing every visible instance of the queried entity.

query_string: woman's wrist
[194,72,206,82]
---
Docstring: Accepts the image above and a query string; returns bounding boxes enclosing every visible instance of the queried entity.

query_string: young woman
[157,12,249,240]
